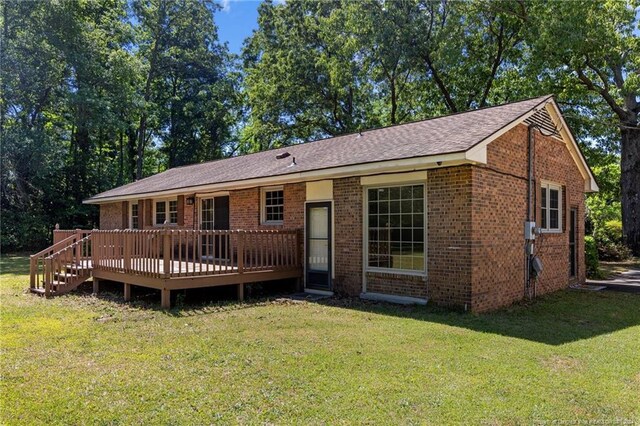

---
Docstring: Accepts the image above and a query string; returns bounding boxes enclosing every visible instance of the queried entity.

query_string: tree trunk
[127,126,137,182]
[118,130,124,186]
[136,114,146,180]
[620,123,640,256]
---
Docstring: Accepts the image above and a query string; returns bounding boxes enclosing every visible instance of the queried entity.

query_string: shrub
[593,219,632,261]
[584,236,602,279]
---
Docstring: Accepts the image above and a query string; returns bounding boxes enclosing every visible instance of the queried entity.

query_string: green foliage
[3,0,637,256]
[240,0,528,151]
[586,162,631,261]
[1,0,237,251]
[584,236,602,279]
[594,220,632,261]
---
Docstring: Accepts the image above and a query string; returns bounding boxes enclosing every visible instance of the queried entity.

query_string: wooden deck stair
[30,231,93,297]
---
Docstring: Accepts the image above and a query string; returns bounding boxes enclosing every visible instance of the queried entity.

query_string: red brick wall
[229,183,305,230]
[532,128,587,292]
[332,177,363,295]
[469,123,586,312]
[426,166,473,307]
[99,202,124,229]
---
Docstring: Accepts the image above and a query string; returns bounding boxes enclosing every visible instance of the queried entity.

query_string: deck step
[54,273,80,280]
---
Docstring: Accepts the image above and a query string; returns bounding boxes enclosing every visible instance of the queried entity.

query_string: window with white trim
[541,182,562,232]
[261,187,284,224]
[154,199,178,225]
[366,184,425,272]
[131,203,139,229]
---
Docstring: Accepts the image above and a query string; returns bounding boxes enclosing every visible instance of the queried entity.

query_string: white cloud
[220,0,231,12]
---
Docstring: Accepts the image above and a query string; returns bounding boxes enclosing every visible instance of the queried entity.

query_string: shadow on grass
[6,252,638,346]
[86,278,640,346]
[72,278,300,318]
[0,255,31,276]
[312,290,640,346]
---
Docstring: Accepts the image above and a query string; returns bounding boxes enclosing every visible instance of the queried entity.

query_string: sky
[215,0,263,54]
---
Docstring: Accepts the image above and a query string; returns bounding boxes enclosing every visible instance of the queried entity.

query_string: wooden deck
[30,229,302,308]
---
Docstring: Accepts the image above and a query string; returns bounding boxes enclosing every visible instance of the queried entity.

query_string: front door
[305,202,332,291]
[200,196,230,259]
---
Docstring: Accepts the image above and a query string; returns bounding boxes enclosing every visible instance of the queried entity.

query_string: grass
[1,254,639,425]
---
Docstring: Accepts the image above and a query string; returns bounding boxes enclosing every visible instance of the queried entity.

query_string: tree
[132,0,236,176]
[241,0,372,150]
[527,0,640,255]
[1,0,237,251]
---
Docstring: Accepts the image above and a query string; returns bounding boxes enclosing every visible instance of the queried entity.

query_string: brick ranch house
[32,95,597,312]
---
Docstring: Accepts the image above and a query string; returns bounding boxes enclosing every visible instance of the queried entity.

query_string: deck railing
[90,229,300,279]
[30,229,93,293]
[31,228,300,293]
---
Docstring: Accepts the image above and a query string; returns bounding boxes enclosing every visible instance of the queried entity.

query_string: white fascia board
[83,151,472,204]
[544,101,599,193]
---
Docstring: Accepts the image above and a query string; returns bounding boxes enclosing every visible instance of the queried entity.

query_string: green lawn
[1,255,639,425]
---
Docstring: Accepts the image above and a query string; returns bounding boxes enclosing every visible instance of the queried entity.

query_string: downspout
[525,124,536,300]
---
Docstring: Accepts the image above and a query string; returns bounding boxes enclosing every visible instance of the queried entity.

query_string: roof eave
[83,150,480,204]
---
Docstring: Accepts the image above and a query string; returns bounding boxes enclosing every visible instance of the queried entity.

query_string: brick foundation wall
[365,272,428,299]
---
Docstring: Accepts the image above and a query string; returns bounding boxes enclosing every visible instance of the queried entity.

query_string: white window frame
[153,198,178,226]
[540,181,562,233]
[363,182,427,276]
[261,186,284,225]
[129,202,139,229]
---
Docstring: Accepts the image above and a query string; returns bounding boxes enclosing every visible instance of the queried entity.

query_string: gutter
[84,151,480,204]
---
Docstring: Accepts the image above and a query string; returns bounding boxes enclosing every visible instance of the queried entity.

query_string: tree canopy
[1,0,638,254]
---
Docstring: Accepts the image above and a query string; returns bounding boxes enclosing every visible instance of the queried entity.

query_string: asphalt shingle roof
[87,95,552,201]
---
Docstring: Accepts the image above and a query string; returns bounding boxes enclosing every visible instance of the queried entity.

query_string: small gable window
[541,182,562,232]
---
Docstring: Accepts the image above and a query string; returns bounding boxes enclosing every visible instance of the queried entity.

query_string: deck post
[161,288,170,309]
[44,258,52,298]
[92,278,100,294]
[123,283,131,301]
[29,256,36,289]
[237,283,244,302]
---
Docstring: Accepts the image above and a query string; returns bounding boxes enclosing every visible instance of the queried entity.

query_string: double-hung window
[366,184,425,273]
[261,187,284,224]
[154,199,178,225]
[540,182,562,232]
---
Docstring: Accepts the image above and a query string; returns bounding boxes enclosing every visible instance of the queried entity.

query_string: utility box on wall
[524,221,536,240]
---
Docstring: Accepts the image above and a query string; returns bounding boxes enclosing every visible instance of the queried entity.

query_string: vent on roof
[276,152,291,160]
[524,109,561,138]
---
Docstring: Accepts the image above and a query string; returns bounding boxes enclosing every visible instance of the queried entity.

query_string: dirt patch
[542,355,582,373]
